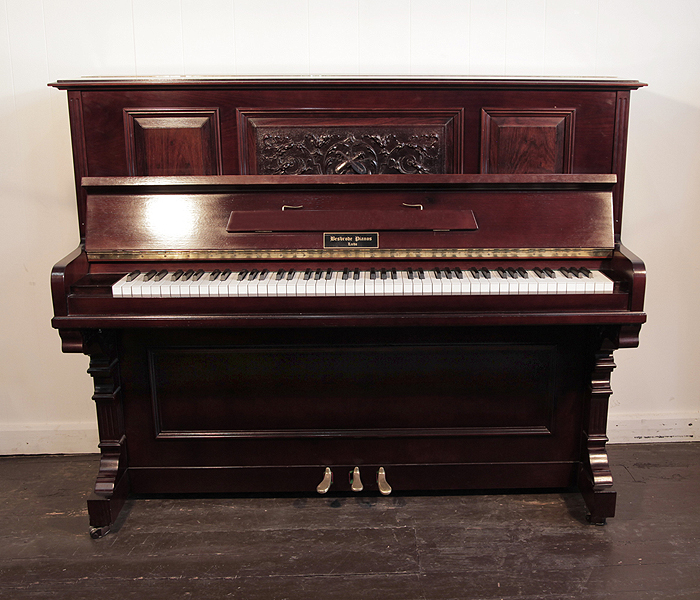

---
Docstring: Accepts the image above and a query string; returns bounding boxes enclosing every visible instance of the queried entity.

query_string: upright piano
[49,77,646,537]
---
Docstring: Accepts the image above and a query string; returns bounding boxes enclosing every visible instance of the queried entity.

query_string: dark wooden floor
[0,443,698,599]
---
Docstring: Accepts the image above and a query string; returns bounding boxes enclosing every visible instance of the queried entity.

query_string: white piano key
[256,270,272,297]
[438,271,452,295]
[314,270,329,296]
[129,273,149,297]
[112,273,130,297]
[283,271,300,297]
[524,271,539,294]
[447,271,463,295]
[383,271,397,296]
[332,271,345,296]
[592,271,614,293]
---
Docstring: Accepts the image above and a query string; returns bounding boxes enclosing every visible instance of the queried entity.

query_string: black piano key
[506,268,518,279]
[325,268,333,280]
[407,267,414,279]
[286,269,296,280]
[496,267,508,279]
[342,268,349,280]
[248,269,259,280]
[259,269,269,280]
[209,269,221,281]
[516,267,528,278]
[480,268,491,279]
[433,268,441,279]
[370,268,377,280]
[579,266,592,278]
[220,269,232,281]
[443,268,452,279]
[143,269,157,281]
[182,269,194,281]
[533,267,545,279]
[314,268,323,280]
[237,269,248,281]
[353,268,360,280]
[155,269,168,281]
[275,268,285,280]
[381,268,388,280]
[171,269,184,281]
[391,268,398,280]
[303,268,312,281]
[192,269,205,281]
[544,268,555,278]
[568,267,582,278]
[558,267,572,278]
[469,267,480,279]
[417,268,425,280]
[126,270,141,282]
[454,267,464,279]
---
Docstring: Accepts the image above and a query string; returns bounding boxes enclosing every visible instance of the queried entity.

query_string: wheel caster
[89,525,111,539]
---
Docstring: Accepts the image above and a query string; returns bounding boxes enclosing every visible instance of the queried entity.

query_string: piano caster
[377,467,392,496]
[316,467,333,494]
[89,525,111,539]
[350,466,364,493]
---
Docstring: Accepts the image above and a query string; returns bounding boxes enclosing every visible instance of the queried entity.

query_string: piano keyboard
[112,266,614,297]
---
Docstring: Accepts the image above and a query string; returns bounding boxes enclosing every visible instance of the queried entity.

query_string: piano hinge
[86,247,614,261]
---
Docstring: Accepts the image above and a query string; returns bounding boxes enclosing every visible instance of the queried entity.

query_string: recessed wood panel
[124,108,222,176]
[481,108,575,174]
[238,109,463,175]
[148,343,555,438]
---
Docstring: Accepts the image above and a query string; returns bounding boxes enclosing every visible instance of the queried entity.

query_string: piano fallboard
[83,175,616,260]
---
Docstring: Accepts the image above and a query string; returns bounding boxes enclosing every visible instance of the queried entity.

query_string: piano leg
[83,331,131,538]
[578,348,617,525]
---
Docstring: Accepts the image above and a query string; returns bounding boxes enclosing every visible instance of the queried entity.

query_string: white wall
[1,0,698,453]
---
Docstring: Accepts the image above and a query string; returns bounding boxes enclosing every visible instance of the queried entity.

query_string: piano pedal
[377,467,392,496]
[316,467,333,494]
[350,466,364,493]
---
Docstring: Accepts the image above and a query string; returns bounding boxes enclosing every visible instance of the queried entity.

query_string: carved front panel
[238,110,462,175]
[480,108,575,174]
[124,108,222,176]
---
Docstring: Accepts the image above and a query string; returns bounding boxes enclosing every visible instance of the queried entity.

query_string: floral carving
[256,128,445,175]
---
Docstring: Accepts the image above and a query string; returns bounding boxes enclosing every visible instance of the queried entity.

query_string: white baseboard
[0,415,696,455]
[0,422,99,455]
[608,414,698,444]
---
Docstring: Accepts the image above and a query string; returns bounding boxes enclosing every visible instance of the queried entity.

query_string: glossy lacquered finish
[81,175,615,259]
[49,78,646,536]
[49,77,644,239]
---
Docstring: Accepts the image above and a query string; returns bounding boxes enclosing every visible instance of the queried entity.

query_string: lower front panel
[118,326,593,494]
[128,463,580,495]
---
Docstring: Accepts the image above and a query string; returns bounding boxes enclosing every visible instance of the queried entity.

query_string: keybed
[112,266,614,298]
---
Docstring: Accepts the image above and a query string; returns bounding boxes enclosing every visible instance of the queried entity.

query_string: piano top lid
[49,75,647,91]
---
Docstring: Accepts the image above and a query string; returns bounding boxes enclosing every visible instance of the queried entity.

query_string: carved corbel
[579,347,617,524]
[82,330,130,537]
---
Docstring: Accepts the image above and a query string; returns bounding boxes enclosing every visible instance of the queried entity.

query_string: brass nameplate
[324,233,379,249]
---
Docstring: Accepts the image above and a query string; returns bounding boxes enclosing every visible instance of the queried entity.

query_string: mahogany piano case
[49,77,646,536]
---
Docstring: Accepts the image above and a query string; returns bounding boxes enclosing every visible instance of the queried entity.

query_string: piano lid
[49,76,647,91]
[83,174,616,260]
